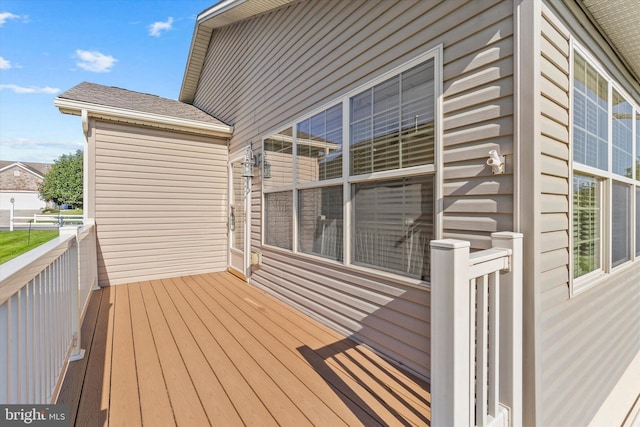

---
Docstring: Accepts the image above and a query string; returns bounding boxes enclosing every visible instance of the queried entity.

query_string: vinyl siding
[442,0,514,250]
[192,0,514,379]
[92,120,228,286]
[536,4,640,425]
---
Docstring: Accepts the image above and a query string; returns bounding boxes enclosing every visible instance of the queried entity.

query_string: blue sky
[0,0,216,163]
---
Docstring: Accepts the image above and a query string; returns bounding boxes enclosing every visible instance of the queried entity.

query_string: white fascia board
[54,97,233,137]
[197,0,246,24]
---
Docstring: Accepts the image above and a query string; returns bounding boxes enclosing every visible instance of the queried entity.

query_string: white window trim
[260,44,443,285]
[570,40,640,297]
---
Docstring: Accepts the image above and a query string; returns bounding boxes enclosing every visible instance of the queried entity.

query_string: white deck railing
[0,223,97,404]
[431,232,523,427]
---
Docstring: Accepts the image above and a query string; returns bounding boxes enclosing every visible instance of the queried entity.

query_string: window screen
[297,105,343,183]
[352,175,434,280]
[573,53,608,170]
[350,59,435,175]
[573,174,601,278]
[612,90,633,178]
[265,191,293,250]
[611,182,630,267]
[298,186,343,261]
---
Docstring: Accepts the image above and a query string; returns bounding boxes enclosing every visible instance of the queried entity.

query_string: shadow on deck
[57,272,430,426]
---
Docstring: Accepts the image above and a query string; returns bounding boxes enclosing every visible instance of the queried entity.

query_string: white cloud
[0,138,83,163]
[0,84,60,94]
[0,11,25,26]
[75,50,117,72]
[0,56,11,69]
[149,17,173,37]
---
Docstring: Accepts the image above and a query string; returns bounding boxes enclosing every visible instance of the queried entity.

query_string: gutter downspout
[81,109,90,224]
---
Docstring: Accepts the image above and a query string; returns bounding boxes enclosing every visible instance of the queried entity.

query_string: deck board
[128,282,175,426]
[138,280,210,426]
[75,286,114,427]
[109,286,141,426]
[58,272,430,426]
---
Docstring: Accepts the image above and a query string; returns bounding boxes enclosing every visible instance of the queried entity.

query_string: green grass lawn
[0,230,59,264]
[41,208,84,216]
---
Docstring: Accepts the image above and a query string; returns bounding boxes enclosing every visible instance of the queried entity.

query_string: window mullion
[343,98,352,267]
[292,125,299,253]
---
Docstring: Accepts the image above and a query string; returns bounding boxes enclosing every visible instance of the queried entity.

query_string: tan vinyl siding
[442,0,514,250]
[537,4,640,426]
[192,0,514,379]
[93,121,228,286]
[538,8,570,302]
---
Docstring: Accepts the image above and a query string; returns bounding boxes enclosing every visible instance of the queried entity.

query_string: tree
[39,150,83,208]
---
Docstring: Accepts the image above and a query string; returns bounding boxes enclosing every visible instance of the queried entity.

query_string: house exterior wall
[0,165,42,191]
[192,0,515,379]
[525,2,640,425]
[0,165,46,210]
[89,119,229,286]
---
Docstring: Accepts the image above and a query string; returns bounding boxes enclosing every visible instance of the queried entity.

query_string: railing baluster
[476,274,489,426]
[18,288,26,403]
[469,277,477,423]
[37,272,44,403]
[488,271,500,418]
[0,298,8,403]
[9,296,19,403]
[44,262,51,402]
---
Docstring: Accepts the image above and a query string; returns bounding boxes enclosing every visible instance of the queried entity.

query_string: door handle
[230,207,236,231]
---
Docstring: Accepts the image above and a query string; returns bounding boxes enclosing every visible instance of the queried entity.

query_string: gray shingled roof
[58,82,228,126]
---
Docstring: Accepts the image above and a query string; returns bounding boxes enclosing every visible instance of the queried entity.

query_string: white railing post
[431,239,472,426]
[492,232,523,427]
[59,226,83,362]
[9,200,15,231]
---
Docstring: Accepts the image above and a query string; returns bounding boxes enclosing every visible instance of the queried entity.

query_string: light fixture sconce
[263,157,272,179]
[242,147,255,177]
[242,147,272,179]
[487,149,505,175]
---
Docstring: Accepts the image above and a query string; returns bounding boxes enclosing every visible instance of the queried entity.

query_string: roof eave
[54,97,234,138]
[574,0,640,85]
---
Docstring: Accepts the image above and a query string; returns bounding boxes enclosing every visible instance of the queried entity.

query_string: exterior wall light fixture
[487,149,505,174]
[242,147,255,177]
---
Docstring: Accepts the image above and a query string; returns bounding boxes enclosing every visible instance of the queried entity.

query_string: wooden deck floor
[57,272,430,426]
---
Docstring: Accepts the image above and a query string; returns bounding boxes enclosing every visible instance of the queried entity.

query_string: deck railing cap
[430,239,471,249]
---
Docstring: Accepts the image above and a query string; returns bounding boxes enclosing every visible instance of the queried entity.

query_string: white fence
[431,232,523,427]
[9,213,84,230]
[0,223,97,404]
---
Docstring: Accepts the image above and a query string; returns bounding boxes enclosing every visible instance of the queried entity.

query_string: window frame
[260,45,443,286]
[570,41,639,297]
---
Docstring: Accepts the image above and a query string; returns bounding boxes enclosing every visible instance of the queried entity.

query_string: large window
[263,50,439,282]
[571,47,639,292]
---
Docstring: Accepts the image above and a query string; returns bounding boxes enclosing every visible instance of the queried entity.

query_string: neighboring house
[55,1,640,425]
[0,160,50,210]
